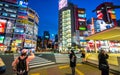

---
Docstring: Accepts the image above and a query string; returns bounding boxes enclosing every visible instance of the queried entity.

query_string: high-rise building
[43,31,50,49]
[0,0,39,52]
[58,1,87,52]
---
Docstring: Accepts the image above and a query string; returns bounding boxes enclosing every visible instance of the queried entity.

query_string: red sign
[0,19,6,33]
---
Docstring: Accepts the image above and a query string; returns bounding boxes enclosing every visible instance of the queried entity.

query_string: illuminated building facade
[0,0,39,52]
[86,2,120,53]
[58,0,87,52]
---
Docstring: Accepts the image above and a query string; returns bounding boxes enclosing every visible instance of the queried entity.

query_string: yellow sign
[28,13,35,19]
[0,58,5,67]
[25,39,32,43]
[17,19,34,25]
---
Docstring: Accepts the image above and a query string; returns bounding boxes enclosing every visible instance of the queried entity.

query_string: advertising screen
[18,11,27,16]
[4,37,11,46]
[0,36,4,43]
[6,20,14,29]
[59,0,68,10]
[95,20,114,32]
[14,28,24,34]
[18,15,27,19]
[78,14,86,18]
[19,1,28,7]
[0,19,6,33]
[28,13,35,19]
[97,10,103,19]
[24,39,32,48]
[2,0,17,4]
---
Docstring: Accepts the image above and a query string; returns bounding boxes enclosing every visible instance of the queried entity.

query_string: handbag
[99,64,108,70]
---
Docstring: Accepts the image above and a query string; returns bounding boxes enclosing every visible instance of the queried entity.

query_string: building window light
[2,13,8,16]
[10,14,16,18]
[5,4,9,7]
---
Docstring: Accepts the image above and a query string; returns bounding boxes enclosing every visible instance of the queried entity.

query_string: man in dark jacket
[69,50,76,75]
[98,50,109,75]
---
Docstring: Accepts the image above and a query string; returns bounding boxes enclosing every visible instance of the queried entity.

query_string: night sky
[27,0,120,38]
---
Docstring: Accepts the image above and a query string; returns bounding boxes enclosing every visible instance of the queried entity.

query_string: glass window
[5,4,9,7]
[10,14,16,18]
[0,8,2,10]
[2,13,8,16]
[0,3,3,6]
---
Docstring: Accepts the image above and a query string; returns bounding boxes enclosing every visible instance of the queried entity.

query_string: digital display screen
[0,19,6,33]
[2,0,17,4]
[19,1,28,7]
[79,27,87,31]
[14,28,24,34]
[95,20,114,32]
[0,36,4,43]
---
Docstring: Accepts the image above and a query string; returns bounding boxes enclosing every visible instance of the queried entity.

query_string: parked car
[0,57,6,73]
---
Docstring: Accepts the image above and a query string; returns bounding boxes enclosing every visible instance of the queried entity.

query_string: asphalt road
[29,63,114,75]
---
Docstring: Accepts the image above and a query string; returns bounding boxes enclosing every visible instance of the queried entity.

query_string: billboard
[2,0,17,4]
[95,20,114,32]
[0,36,4,43]
[0,19,6,33]
[14,28,24,34]
[19,1,28,7]
[59,0,68,10]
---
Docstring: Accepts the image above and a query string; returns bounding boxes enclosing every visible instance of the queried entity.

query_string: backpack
[16,56,28,74]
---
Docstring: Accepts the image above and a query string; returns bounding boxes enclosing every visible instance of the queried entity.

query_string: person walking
[98,50,109,75]
[12,49,35,75]
[69,50,76,75]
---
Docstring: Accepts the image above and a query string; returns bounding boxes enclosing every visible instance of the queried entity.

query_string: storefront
[86,26,120,53]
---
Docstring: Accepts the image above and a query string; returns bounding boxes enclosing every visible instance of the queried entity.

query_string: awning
[85,26,120,40]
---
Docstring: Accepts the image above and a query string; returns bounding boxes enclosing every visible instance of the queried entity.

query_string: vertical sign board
[59,0,68,10]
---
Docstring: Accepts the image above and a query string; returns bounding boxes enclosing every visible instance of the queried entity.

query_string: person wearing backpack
[12,49,35,75]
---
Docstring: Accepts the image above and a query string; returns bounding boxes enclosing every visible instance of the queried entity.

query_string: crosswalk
[29,56,55,68]
[13,54,55,69]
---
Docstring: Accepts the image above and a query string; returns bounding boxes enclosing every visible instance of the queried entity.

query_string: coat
[98,53,109,70]
[69,53,76,67]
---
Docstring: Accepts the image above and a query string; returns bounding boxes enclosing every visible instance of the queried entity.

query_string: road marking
[59,65,69,69]
[76,68,84,75]
[59,64,82,69]
[30,73,40,75]
[77,64,82,66]
[59,64,84,75]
